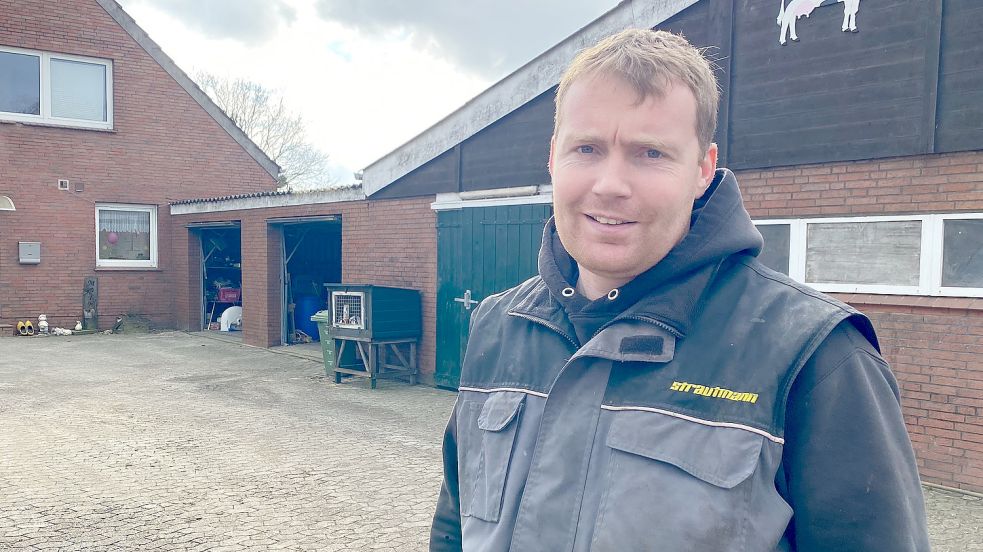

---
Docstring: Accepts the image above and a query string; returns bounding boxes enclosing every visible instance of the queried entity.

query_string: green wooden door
[435,204,552,389]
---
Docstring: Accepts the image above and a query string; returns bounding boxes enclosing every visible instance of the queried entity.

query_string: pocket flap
[477,391,526,432]
[606,410,765,488]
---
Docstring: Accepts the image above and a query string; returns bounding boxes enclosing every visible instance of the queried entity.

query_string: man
[431,29,929,551]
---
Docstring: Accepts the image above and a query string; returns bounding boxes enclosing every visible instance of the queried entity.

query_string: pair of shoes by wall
[16,321,35,336]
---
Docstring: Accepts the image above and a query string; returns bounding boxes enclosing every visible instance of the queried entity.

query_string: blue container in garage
[294,295,322,341]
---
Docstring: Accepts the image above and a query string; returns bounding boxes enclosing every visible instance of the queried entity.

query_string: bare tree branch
[194,71,335,190]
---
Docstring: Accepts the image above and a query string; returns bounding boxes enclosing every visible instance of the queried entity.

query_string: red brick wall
[0,0,277,331]
[737,151,983,493]
[171,197,438,383]
[341,200,438,381]
[738,150,983,216]
[859,304,983,493]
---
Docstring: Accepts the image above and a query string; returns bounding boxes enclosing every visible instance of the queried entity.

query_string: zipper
[592,314,684,340]
[508,311,580,350]
[509,310,682,347]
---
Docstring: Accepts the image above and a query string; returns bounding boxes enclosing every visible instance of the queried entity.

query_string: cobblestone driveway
[0,332,980,551]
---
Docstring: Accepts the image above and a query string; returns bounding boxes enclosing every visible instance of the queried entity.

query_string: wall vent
[58,179,69,191]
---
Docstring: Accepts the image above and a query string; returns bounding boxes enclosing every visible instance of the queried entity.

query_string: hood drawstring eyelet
[561,287,576,298]
[607,289,620,301]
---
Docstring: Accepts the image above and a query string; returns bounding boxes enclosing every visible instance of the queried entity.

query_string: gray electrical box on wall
[18,242,40,264]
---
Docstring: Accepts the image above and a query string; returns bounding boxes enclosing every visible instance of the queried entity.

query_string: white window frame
[754,213,983,298]
[0,46,113,130]
[95,204,158,269]
[431,185,553,210]
[936,213,983,297]
[752,219,800,279]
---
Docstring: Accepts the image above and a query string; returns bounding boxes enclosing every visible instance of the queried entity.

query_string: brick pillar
[265,223,283,346]
[240,219,264,345]
[183,229,202,331]
[241,219,281,347]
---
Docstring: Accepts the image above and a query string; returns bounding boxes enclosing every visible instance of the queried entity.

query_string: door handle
[453,289,480,310]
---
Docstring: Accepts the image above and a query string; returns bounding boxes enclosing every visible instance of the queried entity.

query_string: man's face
[549,74,717,289]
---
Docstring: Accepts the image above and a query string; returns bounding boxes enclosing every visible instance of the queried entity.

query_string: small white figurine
[74,320,82,331]
[38,314,49,335]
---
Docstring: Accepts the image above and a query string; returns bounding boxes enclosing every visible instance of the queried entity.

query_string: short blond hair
[554,28,719,155]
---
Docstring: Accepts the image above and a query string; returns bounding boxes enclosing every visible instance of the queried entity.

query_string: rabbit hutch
[321,284,421,388]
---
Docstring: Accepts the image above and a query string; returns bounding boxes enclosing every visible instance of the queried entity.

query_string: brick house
[0,0,279,331]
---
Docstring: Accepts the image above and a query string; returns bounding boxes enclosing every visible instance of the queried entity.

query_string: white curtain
[99,210,150,233]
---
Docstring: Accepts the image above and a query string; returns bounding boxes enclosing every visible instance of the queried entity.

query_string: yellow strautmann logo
[670,381,759,404]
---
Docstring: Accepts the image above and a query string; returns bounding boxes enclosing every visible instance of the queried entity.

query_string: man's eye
[577,145,594,154]
[646,149,663,159]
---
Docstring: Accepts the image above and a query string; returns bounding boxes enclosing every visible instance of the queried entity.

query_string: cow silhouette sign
[778,0,860,45]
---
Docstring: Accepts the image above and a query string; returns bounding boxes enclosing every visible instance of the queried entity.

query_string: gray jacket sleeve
[779,320,930,551]
[430,400,463,551]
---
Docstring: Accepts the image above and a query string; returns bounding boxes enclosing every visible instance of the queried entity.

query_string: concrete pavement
[0,332,980,550]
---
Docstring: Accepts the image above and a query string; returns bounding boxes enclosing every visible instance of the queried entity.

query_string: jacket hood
[536,168,763,334]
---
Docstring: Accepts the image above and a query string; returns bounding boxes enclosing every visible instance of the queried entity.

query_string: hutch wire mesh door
[331,291,364,329]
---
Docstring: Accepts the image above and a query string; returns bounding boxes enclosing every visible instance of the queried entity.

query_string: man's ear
[548,135,556,178]
[698,142,718,193]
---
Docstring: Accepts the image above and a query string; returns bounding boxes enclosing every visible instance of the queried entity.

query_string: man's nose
[591,156,633,198]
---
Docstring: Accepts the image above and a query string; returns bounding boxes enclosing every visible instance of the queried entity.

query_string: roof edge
[360,0,699,197]
[95,0,281,181]
[169,187,366,215]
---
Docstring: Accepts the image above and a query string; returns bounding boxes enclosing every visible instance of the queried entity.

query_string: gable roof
[96,0,281,180]
[360,0,698,197]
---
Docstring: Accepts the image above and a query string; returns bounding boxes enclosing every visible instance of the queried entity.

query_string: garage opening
[277,216,342,345]
[197,224,243,334]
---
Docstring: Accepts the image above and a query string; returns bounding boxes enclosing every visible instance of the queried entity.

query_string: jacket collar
[508,278,578,340]
[507,258,726,341]
[507,279,685,364]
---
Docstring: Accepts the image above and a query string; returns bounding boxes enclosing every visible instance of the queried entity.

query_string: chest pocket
[458,391,525,523]
[591,410,766,552]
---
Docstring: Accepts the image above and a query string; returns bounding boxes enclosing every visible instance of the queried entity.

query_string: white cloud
[123,0,296,43]
[115,0,615,181]
[315,0,612,80]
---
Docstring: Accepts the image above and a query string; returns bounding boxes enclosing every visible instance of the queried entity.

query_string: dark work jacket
[431,169,929,551]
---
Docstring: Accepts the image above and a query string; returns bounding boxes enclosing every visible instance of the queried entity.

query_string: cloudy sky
[115,0,617,183]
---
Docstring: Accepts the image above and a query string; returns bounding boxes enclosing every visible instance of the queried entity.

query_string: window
[806,221,921,286]
[0,46,112,129]
[96,204,157,268]
[756,223,791,276]
[0,50,40,115]
[754,214,983,298]
[942,218,983,289]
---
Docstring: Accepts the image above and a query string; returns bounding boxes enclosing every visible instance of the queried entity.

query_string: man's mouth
[587,214,633,226]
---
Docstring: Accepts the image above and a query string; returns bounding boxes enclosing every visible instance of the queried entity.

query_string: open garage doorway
[276,216,342,345]
[196,224,242,334]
